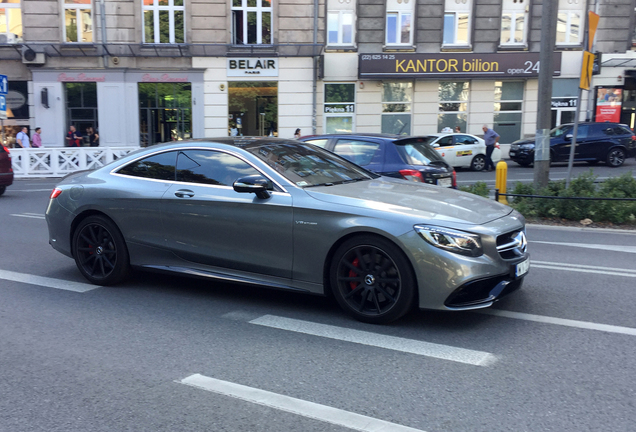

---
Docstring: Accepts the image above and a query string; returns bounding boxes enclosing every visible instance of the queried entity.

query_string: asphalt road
[1,179,635,432]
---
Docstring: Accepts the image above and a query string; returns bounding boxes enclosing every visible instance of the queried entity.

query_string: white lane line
[10,213,45,220]
[531,241,636,254]
[249,315,496,366]
[478,309,636,336]
[531,260,636,278]
[180,374,426,432]
[0,269,100,293]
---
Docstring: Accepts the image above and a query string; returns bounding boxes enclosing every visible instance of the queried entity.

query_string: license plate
[509,151,516,156]
[515,258,530,278]
[438,178,452,188]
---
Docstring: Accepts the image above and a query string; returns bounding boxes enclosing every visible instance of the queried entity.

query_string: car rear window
[393,138,446,166]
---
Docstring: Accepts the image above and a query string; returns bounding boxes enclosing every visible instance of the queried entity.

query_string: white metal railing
[9,147,139,178]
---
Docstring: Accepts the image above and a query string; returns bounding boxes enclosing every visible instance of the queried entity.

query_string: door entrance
[228,81,277,136]
[65,82,98,144]
[138,83,192,147]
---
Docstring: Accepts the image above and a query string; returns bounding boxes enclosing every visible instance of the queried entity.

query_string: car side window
[577,125,588,139]
[454,135,477,145]
[176,150,261,186]
[304,139,329,148]
[333,139,381,166]
[437,136,454,147]
[117,151,177,180]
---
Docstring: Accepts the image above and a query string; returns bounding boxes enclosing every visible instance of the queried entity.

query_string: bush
[459,181,490,198]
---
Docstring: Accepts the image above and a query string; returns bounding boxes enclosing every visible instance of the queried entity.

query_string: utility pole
[534,0,559,189]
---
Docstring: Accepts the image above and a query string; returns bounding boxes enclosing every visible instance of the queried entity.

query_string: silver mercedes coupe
[46,138,529,323]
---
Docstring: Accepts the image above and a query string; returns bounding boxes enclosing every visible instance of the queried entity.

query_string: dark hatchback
[0,144,13,196]
[509,122,636,167]
[299,133,456,188]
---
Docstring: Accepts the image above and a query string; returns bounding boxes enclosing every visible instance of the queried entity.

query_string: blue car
[509,122,636,167]
[299,133,456,188]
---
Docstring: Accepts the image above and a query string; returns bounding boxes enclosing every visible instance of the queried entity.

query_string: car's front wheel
[470,155,486,171]
[72,215,131,285]
[330,236,415,324]
[0,186,5,196]
[606,148,626,167]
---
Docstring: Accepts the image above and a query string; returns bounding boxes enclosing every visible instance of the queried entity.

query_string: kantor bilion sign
[359,52,562,79]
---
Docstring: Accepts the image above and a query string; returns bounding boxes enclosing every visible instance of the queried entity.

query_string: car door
[332,138,385,173]
[452,134,480,167]
[161,149,293,279]
[433,135,457,167]
[566,124,594,160]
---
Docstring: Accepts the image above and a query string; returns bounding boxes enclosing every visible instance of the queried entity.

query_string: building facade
[0,0,635,148]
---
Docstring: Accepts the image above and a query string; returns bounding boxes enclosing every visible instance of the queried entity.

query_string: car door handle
[174,189,194,198]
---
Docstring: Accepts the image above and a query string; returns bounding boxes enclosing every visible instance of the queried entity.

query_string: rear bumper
[0,171,14,186]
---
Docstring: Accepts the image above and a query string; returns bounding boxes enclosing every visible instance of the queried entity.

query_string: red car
[0,144,14,196]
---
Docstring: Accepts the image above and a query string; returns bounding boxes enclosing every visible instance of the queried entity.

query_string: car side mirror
[564,134,573,140]
[432,143,440,148]
[233,175,271,199]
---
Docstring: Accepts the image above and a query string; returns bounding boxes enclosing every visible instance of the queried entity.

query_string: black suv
[509,122,636,167]
[299,133,456,188]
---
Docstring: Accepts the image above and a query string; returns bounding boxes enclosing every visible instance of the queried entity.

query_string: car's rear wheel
[470,155,486,171]
[72,215,130,285]
[330,236,415,324]
[0,186,5,196]
[606,148,626,167]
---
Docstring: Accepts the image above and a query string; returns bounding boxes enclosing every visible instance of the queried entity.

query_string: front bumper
[444,272,525,309]
[508,148,534,164]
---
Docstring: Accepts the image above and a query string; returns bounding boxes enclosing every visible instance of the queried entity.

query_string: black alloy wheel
[606,148,626,167]
[72,215,130,285]
[330,236,415,324]
[470,155,486,171]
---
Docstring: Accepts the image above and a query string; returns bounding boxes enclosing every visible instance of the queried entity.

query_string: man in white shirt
[16,127,30,148]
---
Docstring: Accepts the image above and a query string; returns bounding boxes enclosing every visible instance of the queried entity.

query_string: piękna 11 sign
[358,52,562,79]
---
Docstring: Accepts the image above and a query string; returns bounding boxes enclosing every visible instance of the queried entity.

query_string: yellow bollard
[495,160,508,205]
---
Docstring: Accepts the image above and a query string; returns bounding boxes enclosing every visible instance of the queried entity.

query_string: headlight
[519,143,535,150]
[415,225,483,257]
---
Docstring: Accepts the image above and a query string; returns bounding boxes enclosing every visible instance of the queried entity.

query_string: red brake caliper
[348,258,359,290]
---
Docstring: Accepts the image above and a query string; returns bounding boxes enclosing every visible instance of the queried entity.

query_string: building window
[328,11,353,46]
[494,81,523,144]
[324,83,355,133]
[139,83,192,146]
[64,0,92,43]
[501,0,527,46]
[65,82,98,143]
[232,0,272,45]
[556,0,583,46]
[382,82,412,135]
[0,1,22,44]
[438,81,469,133]
[385,0,413,46]
[142,0,185,44]
[443,0,472,46]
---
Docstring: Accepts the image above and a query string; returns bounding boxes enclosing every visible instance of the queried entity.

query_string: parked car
[298,133,456,188]
[0,144,14,196]
[419,133,502,171]
[46,138,529,324]
[509,122,636,167]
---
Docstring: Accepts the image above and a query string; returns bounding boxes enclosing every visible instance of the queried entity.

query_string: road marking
[531,241,636,254]
[478,309,636,336]
[10,213,45,220]
[527,224,636,235]
[179,374,426,432]
[0,269,100,292]
[249,315,496,366]
[531,260,636,278]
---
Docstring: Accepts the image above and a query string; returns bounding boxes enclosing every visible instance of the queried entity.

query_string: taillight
[631,135,636,141]
[1,145,9,154]
[452,170,457,188]
[50,188,62,199]
[399,169,423,182]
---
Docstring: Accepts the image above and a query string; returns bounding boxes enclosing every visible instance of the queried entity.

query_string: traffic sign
[0,74,7,119]
[580,51,594,90]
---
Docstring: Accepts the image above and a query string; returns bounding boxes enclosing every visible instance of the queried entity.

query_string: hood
[304,177,512,226]
[512,138,535,146]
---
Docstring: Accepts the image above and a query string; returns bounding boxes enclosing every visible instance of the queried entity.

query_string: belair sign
[227,58,279,77]
[359,52,562,79]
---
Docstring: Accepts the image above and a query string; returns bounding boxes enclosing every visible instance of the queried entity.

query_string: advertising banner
[595,87,622,123]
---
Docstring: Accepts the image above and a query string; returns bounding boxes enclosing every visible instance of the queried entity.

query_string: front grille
[496,230,527,259]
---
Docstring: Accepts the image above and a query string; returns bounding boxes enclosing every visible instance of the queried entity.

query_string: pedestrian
[454,126,461,133]
[294,128,301,139]
[482,124,500,171]
[16,126,30,148]
[65,125,82,147]
[32,127,42,148]
[87,126,99,147]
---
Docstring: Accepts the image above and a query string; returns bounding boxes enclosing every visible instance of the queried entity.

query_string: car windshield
[550,125,571,137]
[393,138,446,166]
[247,142,378,187]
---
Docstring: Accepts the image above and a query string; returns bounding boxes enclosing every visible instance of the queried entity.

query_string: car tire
[470,155,486,171]
[72,215,131,285]
[516,161,532,167]
[606,148,626,167]
[329,235,416,324]
[0,186,5,196]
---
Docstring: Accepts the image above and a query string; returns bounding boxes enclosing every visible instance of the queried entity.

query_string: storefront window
[0,0,23,43]
[494,81,523,144]
[142,0,185,44]
[64,0,92,43]
[228,81,277,136]
[66,82,98,144]
[382,82,412,135]
[139,83,191,146]
[438,81,469,133]
[324,83,355,134]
